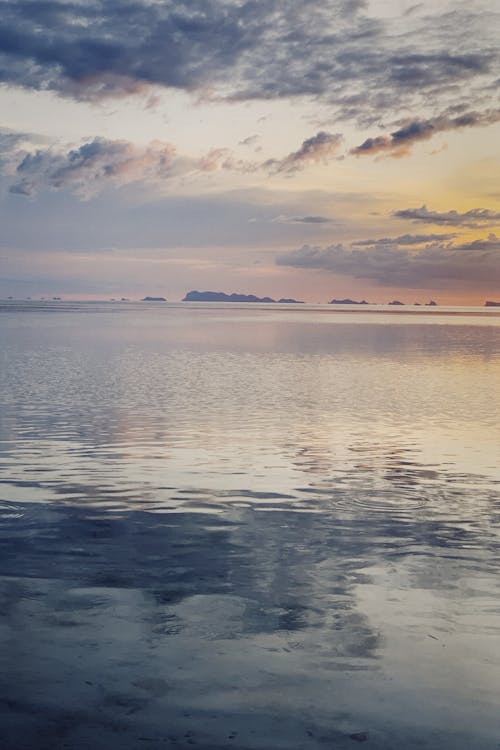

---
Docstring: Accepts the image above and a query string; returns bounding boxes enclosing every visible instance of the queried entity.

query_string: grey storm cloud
[0,0,498,126]
[264,132,343,174]
[351,109,500,157]
[393,205,500,228]
[276,235,500,288]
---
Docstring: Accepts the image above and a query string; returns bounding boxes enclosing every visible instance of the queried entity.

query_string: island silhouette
[329,298,368,305]
[182,291,304,303]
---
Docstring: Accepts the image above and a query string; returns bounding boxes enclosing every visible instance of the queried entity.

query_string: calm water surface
[1,302,499,749]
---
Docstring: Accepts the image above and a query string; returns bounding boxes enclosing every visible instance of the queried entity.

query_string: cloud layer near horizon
[277,235,500,289]
[393,206,500,228]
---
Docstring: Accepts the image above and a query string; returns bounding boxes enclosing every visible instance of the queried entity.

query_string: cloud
[264,132,343,174]
[276,235,500,288]
[0,127,45,171]
[393,205,500,228]
[8,137,180,197]
[2,136,259,198]
[0,0,497,127]
[1,128,350,196]
[239,135,260,147]
[0,130,266,197]
[351,109,500,157]
[196,147,232,173]
[0,129,27,157]
[273,215,334,224]
[353,233,458,246]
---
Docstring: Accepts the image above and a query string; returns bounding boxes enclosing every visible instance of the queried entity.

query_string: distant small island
[142,296,167,302]
[329,298,368,305]
[485,300,500,307]
[388,300,404,305]
[182,291,304,303]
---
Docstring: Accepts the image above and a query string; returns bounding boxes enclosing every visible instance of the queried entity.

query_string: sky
[0,0,499,304]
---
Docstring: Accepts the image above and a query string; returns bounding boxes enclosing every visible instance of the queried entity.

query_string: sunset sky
[1,0,499,303]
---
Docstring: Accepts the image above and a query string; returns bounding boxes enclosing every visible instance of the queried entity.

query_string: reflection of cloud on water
[0,496,387,746]
[0,498,381,656]
[2,482,498,747]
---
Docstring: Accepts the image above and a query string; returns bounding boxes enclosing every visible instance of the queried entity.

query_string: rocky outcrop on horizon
[182,291,303,303]
[329,298,368,305]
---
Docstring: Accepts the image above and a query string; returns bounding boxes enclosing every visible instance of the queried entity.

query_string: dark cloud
[264,132,343,174]
[353,233,458,246]
[0,0,372,102]
[388,52,490,88]
[0,0,497,127]
[393,205,500,228]
[276,235,500,288]
[351,109,500,157]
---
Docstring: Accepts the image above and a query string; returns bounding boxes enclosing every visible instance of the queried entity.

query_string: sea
[0,300,499,750]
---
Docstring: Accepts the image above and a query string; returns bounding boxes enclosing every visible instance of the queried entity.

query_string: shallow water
[1,302,499,749]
